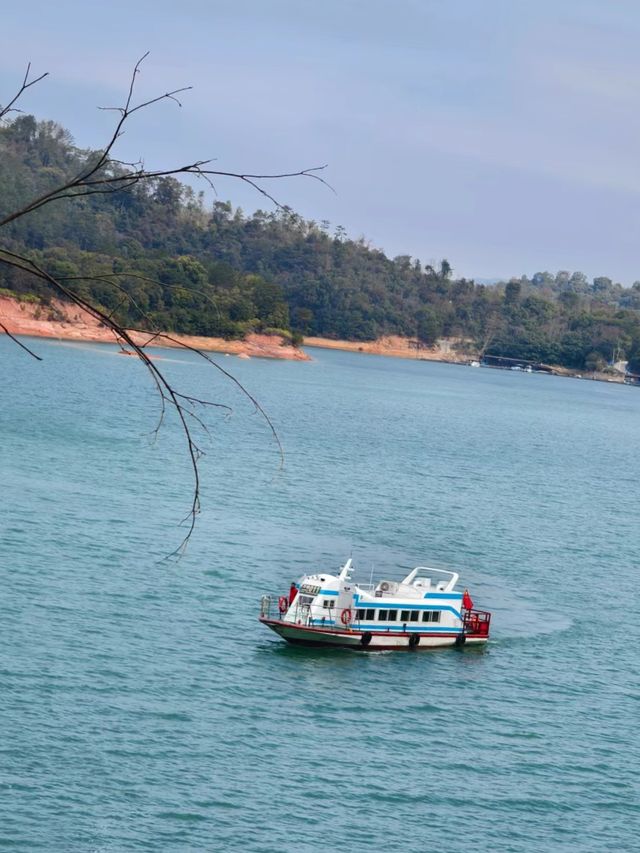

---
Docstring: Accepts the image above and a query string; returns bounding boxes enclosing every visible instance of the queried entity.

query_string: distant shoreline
[0,295,309,361]
[1,294,631,384]
[302,334,470,364]
[303,336,631,386]
[1,294,457,364]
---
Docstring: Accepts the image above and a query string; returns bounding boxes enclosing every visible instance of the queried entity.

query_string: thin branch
[0,320,43,360]
[45,270,277,459]
[0,162,330,226]
[133,329,285,469]
[46,265,282,464]
[98,87,192,116]
[0,63,49,121]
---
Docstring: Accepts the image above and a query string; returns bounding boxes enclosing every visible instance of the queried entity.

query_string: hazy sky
[2,0,640,283]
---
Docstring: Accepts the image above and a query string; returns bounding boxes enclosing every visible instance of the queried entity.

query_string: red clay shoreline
[0,295,309,361]
[1,294,462,364]
[1,294,631,383]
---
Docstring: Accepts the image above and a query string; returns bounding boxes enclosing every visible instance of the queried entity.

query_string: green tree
[416,307,442,347]
[585,351,606,372]
[504,279,522,305]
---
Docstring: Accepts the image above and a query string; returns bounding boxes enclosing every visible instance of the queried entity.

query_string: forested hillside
[2,114,640,372]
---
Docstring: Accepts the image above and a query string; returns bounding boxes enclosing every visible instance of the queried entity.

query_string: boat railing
[261,595,359,631]
[403,566,459,589]
[463,609,491,637]
[260,594,316,626]
[260,595,273,618]
[350,566,460,590]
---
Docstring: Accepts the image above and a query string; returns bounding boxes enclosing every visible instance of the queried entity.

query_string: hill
[2,114,640,373]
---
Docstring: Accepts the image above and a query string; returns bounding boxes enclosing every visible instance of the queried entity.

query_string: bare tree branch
[0,63,49,122]
[132,329,285,469]
[0,53,332,228]
[0,162,330,226]
[0,52,323,552]
[0,320,43,359]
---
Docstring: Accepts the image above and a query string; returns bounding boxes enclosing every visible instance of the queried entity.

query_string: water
[1,338,639,851]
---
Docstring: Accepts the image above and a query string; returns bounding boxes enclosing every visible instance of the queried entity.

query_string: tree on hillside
[504,279,522,305]
[0,57,327,553]
[416,306,442,348]
[439,259,452,280]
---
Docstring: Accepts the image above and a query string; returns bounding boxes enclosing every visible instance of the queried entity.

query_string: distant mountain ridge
[2,113,640,372]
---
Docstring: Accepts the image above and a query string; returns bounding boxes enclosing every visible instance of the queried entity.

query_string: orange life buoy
[341,608,352,626]
[278,595,288,614]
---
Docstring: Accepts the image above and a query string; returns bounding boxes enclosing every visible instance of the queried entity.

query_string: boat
[259,559,491,651]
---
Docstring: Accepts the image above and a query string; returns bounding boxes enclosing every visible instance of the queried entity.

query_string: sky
[2,0,640,283]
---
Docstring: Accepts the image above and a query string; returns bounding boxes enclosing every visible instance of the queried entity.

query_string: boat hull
[260,617,488,651]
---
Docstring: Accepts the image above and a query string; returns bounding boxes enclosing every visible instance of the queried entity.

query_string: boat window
[401,610,410,622]
[322,599,335,609]
[365,609,375,620]
[422,611,442,622]
[356,609,365,620]
[298,595,314,607]
[378,609,388,621]
[410,611,419,622]
[387,610,397,621]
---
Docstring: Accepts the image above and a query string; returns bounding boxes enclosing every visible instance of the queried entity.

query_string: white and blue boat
[259,558,491,651]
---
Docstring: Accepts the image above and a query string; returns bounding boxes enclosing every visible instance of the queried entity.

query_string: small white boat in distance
[259,559,491,651]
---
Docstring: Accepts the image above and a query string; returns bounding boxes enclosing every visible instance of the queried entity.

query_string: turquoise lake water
[1,338,639,851]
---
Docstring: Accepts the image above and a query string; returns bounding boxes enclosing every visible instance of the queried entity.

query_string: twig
[0,62,49,122]
[0,320,43,360]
